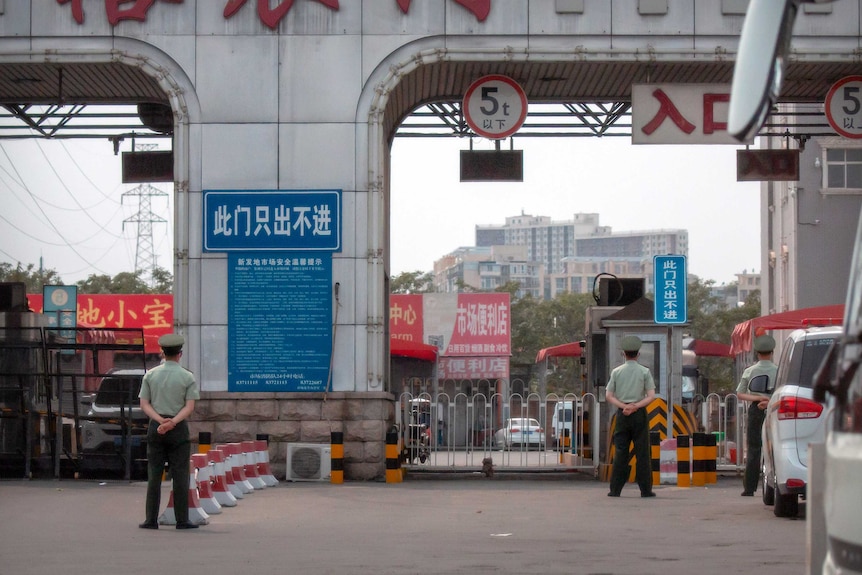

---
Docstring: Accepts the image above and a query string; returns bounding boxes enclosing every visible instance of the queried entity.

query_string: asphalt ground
[0,473,805,575]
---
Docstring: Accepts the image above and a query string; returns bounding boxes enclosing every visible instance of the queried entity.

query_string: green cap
[158,333,185,349]
[753,335,775,353]
[621,335,642,352]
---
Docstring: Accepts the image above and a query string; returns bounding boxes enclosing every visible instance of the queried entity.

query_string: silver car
[494,417,545,450]
[758,326,839,518]
[81,369,148,459]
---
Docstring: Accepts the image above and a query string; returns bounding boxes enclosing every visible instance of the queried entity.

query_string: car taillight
[776,397,823,420]
[537,427,544,433]
[786,478,806,489]
[511,427,520,433]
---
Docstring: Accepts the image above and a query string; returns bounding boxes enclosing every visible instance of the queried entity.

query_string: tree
[0,261,64,292]
[151,266,173,294]
[390,270,435,294]
[685,277,760,394]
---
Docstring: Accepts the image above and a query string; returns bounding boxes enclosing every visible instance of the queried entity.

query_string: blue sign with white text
[203,189,341,252]
[227,253,332,392]
[654,255,687,324]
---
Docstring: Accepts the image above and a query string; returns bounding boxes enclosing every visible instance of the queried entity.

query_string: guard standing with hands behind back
[736,334,777,497]
[605,335,657,498]
[138,333,201,530]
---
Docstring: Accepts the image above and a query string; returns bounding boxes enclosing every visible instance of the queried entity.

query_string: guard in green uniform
[138,333,201,530]
[605,335,657,498]
[736,334,777,497]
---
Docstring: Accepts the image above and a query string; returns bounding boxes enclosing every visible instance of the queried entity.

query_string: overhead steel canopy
[0,59,857,141]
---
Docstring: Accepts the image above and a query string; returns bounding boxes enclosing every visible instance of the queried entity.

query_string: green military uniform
[737,334,778,496]
[139,334,200,527]
[606,336,656,497]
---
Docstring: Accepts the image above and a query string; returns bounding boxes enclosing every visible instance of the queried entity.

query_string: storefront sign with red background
[28,294,173,353]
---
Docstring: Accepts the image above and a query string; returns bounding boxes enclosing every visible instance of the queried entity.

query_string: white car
[494,418,545,450]
[757,326,839,518]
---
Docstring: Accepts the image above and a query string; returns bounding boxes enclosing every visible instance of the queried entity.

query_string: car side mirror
[728,0,800,142]
[748,374,771,395]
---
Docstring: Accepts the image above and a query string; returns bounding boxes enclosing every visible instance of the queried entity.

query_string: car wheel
[774,489,799,518]
[762,455,775,506]
[762,476,775,506]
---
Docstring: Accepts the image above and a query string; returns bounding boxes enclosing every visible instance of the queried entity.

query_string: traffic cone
[215,444,245,499]
[207,448,238,507]
[158,460,210,526]
[192,453,222,515]
[226,443,254,494]
[241,440,267,490]
[254,439,279,487]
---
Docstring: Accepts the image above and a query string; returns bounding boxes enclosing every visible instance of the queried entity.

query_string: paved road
[0,474,805,575]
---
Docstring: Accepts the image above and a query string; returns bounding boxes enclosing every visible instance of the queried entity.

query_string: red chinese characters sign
[632,84,740,145]
[390,293,510,357]
[389,294,424,344]
[28,293,173,353]
[57,0,492,28]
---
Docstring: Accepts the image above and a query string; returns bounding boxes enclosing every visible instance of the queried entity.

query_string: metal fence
[396,387,752,474]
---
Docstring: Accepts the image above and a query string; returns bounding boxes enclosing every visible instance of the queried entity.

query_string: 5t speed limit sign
[463,75,528,140]
[826,76,862,139]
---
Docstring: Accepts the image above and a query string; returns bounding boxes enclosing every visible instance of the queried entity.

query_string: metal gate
[397,388,599,474]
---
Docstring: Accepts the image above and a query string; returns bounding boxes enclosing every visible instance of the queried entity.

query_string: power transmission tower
[122,144,167,286]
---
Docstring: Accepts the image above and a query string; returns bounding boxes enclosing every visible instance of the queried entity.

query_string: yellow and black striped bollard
[692,433,708,487]
[385,429,402,483]
[330,431,344,484]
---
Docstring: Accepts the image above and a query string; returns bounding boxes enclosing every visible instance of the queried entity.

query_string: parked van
[551,400,574,448]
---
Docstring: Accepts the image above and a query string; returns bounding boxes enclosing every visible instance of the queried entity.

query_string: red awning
[535,342,582,363]
[689,339,733,358]
[730,304,844,356]
[390,338,438,362]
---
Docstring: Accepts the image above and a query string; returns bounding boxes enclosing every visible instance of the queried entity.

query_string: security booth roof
[729,304,844,356]
[686,339,733,358]
[390,338,438,362]
[535,342,582,363]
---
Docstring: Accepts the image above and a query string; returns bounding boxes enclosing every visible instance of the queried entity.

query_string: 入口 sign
[633,84,742,145]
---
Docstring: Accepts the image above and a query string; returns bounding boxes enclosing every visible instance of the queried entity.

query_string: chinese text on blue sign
[654,255,687,324]
[203,190,341,252]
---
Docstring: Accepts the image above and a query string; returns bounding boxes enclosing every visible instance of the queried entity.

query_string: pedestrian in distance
[605,335,657,498]
[736,334,777,497]
[138,333,201,530]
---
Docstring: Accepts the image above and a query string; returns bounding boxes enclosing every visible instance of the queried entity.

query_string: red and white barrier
[192,453,222,515]
[254,439,279,487]
[242,440,267,490]
[225,443,254,494]
[158,460,210,526]
[207,448,238,506]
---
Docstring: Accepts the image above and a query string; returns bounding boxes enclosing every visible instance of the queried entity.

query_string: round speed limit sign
[826,75,862,139]
[463,75,528,140]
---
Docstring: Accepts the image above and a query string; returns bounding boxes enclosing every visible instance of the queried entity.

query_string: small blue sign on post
[203,189,341,252]
[654,255,687,324]
[43,285,77,352]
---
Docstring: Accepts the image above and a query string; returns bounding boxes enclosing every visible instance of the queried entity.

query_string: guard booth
[584,280,691,480]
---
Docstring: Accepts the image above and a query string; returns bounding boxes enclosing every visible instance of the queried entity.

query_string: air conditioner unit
[285,443,332,482]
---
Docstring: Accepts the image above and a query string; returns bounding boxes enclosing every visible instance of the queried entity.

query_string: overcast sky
[391,136,761,286]
[0,135,760,287]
